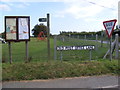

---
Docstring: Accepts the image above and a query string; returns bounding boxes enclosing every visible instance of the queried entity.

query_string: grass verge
[2,60,119,81]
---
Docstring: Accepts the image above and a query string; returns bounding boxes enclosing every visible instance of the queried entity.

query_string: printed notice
[6,18,17,40]
[18,18,29,40]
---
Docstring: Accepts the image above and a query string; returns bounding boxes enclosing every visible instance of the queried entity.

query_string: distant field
[2,36,118,62]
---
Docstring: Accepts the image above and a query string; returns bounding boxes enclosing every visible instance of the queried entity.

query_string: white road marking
[97,85,119,88]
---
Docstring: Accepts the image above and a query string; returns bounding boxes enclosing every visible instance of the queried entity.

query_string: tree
[0,32,5,39]
[32,23,47,37]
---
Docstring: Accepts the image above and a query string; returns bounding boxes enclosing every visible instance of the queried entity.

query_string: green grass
[2,38,54,62]
[56,37,109,61]
[2,60,119,81]
[2,37,119,81]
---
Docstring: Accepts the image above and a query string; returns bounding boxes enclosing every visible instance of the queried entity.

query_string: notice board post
[8,42,12,64]
[5,16,30,63]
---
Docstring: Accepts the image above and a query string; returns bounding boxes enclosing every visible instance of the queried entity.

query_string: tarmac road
[2,75,119,89]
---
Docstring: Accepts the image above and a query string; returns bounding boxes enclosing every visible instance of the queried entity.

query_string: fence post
[84,35,86,40]
[96,34,98,50]
[115,34,119,59]
[54,35,57,60]
[77,35,79,39]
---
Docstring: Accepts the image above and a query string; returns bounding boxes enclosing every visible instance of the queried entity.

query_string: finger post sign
[103,19,117,38]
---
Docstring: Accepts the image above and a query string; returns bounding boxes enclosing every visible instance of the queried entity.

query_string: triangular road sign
[103,19,117,38]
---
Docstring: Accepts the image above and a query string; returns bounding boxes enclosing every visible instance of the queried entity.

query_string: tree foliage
[32,24,47,37]
[0,32,5,39]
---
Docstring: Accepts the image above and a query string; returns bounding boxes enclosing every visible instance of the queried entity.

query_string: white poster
[6,18,17,40]
[18,18,29,40]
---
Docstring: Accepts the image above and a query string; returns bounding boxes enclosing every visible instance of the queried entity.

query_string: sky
[0,0,119,35]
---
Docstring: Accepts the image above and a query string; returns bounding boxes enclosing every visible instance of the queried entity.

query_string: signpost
[56,45,95,61]
[39,18,47,22]
[5,16,30,63]
[39,13,50,60]
[103,19,117,61]
[56,45,95,51]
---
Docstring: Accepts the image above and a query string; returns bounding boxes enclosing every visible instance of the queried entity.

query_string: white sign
[18,18,29,40]
[6,18,17,40]
[56,45,95,51]
[103,19,117,38]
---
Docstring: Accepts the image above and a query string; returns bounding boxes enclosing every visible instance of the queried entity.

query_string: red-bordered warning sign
[103,19,117,38]
[38,31,46,41]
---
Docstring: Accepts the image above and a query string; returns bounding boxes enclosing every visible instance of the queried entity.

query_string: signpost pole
[47,13,50,60]
[109,37,112,61]
[60,50,63,62]
[89,50,92,61]
[8,42,12,64]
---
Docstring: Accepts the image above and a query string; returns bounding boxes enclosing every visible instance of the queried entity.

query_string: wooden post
[115,34,119,59]
[8,42,12,64]
[25,41,28,63]
[84,35,86,40]
[47,13,50,60]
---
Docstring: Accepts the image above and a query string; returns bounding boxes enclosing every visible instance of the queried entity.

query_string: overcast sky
[0,0,119,35]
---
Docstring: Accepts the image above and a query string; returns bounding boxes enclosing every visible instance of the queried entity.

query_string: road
[2,75,119,89]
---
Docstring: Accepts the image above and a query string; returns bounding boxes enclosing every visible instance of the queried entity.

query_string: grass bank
[2,60,119,81]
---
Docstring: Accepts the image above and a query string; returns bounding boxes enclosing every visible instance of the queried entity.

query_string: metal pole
[25,41,28,63]
[101,31,103,47]
[115,34,119,59]
[47,13,50,60]
[54,35,57,60]
[109,37,112,61]
[8,42,12,64]
[60,50,63,62]
[96,34,98,50]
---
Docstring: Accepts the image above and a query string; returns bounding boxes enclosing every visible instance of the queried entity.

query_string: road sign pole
[109,37,112,61]
[47,13,50,60]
